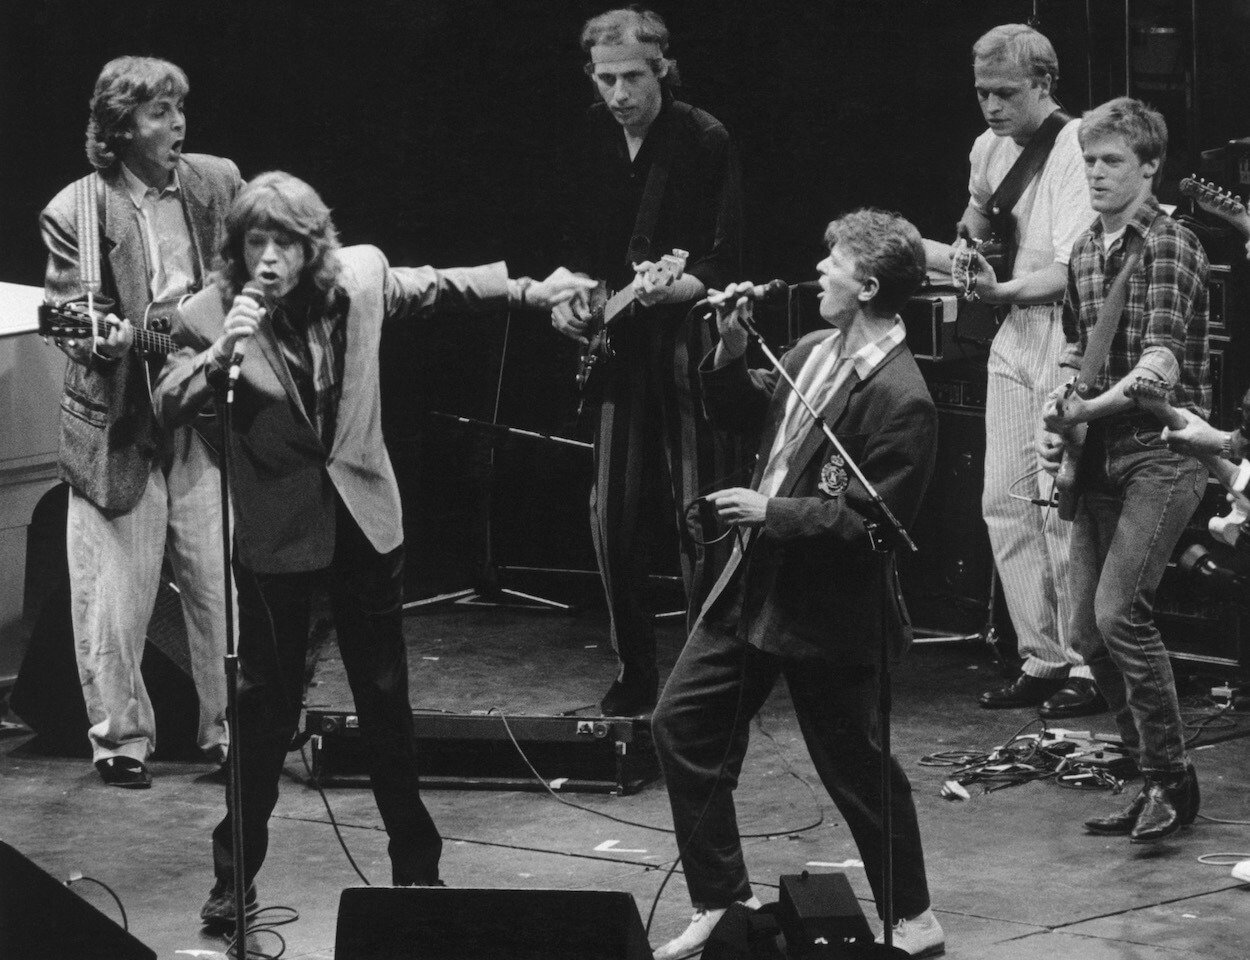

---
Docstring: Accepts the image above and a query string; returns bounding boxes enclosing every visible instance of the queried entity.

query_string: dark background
[5,0,1249,596]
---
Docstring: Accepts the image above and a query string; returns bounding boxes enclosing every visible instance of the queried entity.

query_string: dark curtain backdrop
[5,0,1248,593]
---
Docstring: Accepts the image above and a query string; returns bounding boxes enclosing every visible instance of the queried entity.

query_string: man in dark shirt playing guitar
[552,6,744,717]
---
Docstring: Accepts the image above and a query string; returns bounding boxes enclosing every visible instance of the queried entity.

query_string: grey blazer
[155,245,509,574]
[40,153,242,511]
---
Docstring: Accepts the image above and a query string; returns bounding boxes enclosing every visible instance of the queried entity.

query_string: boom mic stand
[736,311,914,957]
[217,366,249,958]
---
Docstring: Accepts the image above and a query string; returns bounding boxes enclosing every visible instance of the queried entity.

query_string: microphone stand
[736,312,914,956]
[218,366,249,958]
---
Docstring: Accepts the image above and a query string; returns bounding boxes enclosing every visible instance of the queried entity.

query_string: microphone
[700,279,788,309]
[227,282,267,388]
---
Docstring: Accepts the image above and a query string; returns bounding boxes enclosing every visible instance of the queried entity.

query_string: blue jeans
[1069,417,1207,775]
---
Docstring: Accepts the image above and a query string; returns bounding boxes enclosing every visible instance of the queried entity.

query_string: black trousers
[589,313,740,675]
[651,618,931,920]
[212,502,440,887]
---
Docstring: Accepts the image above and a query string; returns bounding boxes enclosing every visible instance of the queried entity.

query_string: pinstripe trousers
[589,307,742,677]
[983,305,1089,679]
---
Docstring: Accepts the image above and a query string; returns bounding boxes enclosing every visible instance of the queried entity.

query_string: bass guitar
[1124,376,1245,544]
[575,249,688,415]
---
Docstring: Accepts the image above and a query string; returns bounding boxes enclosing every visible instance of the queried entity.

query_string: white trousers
[68,427,233,762]
[982,305,1089,680]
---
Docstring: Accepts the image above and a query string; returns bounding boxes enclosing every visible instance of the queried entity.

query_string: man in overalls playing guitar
[40,57,243,788]
[552,7,744,717]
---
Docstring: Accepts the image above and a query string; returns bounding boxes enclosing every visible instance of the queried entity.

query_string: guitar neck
[601,286,638,326]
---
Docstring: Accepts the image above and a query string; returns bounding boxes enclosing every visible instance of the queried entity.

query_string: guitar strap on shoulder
[625,101,688,271]
[988,109,1071,224]
[1076,229,1145,395]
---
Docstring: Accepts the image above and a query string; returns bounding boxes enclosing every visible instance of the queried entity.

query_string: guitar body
[573,249,688,416]
[1055,421,1086,522]
[39,294,218,455]
[574,284,612,412]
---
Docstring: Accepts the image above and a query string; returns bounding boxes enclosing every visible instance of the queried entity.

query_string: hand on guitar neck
[41,299,133,364]
[1126,376,1248,545]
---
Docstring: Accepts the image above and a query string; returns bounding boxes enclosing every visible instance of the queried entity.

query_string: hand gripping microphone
[227,282,267,389]
[702,278,788,308]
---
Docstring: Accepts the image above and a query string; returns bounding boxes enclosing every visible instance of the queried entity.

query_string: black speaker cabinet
[0,840,155,960]
[897,405,995,637]
[335,886,651,960]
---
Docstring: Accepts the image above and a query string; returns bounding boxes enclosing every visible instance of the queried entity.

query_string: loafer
[1040,677,1108,719]
[200,879,259,926]
[94,756,152,789]
[1084,787,1147,835]
[876,907,945,957]
[1130,765,1198,843]
[652,897,761,960]
[600,670,658,716]
[978,673,1065,709]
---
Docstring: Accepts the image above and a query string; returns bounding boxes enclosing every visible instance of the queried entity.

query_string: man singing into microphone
[154,171,593,924]
[649,209,943,959]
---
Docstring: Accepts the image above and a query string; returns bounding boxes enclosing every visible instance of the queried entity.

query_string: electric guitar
[575,249,688,414]
[1179,176,1250,239]
[39,295,220,452]
[1124,377,1245,545]
[1053,377,1086,521]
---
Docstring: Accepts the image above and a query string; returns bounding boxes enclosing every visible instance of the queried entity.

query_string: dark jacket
[698,329,937,665]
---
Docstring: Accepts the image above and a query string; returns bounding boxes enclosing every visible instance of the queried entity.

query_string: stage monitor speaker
[335,886,651,959]
[0,840,155,960]
[777,872,873,957]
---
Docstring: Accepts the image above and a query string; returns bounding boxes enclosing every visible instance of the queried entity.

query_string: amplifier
[305,709,658,795]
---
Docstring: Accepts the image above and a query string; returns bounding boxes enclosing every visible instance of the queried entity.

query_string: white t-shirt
[968,114,1092,280]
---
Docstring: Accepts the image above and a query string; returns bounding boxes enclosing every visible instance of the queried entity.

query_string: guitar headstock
[37,302,98,339]
[648,248,689,287]
[1180,176,1250,237]
[1123,376,1172,412]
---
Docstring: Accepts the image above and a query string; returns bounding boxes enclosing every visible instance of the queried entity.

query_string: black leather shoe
[600,671,658,716]
[1130,766,1198,843]
[94,756,152,789]
[1040,677,1108,719]
[200,879,258,926]
[1084,787,1147,835]
[979,673,1065,709]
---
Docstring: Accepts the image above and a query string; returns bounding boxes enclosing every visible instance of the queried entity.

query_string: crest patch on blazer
[818,452,849,498]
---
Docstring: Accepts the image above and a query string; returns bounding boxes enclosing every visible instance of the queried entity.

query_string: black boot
[600,667,658,717]
[1084,787,1147,835]
[1129,766,1197,843]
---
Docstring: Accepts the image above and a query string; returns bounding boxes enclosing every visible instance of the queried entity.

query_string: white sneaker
[1232,859,1250,883]
[652,897,762,960]
[876,907,945,957]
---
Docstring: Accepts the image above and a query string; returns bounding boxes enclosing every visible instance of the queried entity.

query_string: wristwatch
[509,276,534,308]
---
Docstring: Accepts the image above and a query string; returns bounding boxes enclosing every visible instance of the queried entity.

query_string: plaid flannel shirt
[1060,195,1210,417]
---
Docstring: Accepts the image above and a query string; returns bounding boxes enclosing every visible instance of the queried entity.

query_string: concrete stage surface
[3,603,1250,959]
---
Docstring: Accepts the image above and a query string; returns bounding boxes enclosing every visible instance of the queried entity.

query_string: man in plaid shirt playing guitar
[1039,97,1209,843]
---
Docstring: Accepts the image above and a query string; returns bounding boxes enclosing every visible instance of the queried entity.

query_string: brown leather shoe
[94,756,152,789]
[978,673,1065,709]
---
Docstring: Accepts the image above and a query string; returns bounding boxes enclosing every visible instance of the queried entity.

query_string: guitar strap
[625,101,688,271]
[1075,229,1145,395]
[986,109,1071,275]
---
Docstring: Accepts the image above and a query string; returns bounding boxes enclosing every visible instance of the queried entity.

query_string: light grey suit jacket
[41,153,242,511]
[154,244,509,573]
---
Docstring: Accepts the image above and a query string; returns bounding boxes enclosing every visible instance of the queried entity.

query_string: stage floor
[4,602,1250,959]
